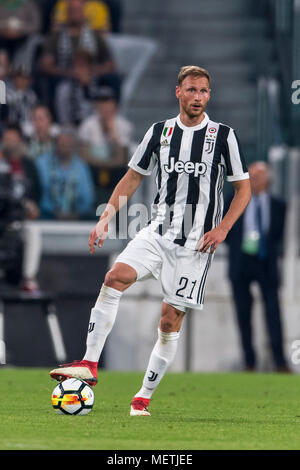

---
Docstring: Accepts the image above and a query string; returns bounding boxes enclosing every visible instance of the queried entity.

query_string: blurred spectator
[1,124,42,292]
[24,105,61,160]
[78,85,132,203]
[38,0,117,112]
[53,0,111,32]
[55,49,96,125]
[55,49,120,125]
[0,49,10,81]
[1,124,41,206]
[6,64,38,135]
[0,50,10,135]
[36,126,95,220]
[40,0,115,78]
[0,0,41,61]
[225,161,289,373]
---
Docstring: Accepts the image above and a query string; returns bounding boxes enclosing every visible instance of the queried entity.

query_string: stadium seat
[105,33,157,111]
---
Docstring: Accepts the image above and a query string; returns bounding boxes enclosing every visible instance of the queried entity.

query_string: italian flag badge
[163,126,173,137]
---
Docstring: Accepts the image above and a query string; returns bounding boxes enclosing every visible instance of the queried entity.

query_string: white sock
[83,284,122,363]
[135,329,180,399]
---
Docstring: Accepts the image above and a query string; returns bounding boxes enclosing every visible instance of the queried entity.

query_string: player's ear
[175,86,181,99]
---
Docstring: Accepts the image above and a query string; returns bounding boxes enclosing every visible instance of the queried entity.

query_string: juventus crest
[204,138,215,154]
[148,370,158,382]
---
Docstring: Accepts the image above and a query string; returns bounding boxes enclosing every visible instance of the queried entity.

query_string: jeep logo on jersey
[164,157,207,177]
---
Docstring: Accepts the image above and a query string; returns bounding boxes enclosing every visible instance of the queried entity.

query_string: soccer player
[50,66,252,416]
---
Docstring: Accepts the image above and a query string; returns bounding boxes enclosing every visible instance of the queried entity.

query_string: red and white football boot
[50,360,98,386]
[130,397,151,416]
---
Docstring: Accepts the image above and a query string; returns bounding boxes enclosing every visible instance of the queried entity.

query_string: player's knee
[104,270,121,288]
[159,318,174,333]
[160,303,185,332]
[104,267,135,290]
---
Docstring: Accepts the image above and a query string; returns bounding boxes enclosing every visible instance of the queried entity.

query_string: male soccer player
[50,66,252,416]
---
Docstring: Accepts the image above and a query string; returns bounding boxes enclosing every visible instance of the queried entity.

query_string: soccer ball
[51,378,94,415]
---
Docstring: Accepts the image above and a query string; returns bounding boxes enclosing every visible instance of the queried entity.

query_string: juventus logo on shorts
[148,370,158,382]
[88,322,95,333]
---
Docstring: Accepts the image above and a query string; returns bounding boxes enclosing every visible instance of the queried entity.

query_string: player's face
[176,76,210,119]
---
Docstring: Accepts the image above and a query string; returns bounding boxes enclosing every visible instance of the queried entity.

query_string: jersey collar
[176,112,209,131]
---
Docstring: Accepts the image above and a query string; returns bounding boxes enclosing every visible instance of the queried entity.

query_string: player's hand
[88,214,109,254]
[196,226,229,253]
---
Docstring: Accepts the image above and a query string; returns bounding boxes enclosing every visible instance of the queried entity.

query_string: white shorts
[115,226,213,312]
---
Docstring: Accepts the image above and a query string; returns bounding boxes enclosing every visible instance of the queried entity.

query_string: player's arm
[88,168,144,253]
[198,179,251,253]
[89,122,158,253]
[199,126,251,253]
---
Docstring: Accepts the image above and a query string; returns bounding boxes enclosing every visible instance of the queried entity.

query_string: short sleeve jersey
[128,113,249,250]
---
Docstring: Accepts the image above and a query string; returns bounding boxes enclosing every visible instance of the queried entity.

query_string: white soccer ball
[51,378,94,415]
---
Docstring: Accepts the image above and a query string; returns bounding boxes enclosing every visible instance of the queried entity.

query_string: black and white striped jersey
[128,113,249,250]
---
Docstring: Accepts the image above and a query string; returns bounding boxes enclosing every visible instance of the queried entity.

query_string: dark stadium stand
[122,0,279,163]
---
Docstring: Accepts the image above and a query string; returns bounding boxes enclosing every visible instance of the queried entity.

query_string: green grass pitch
[0,368,299,450]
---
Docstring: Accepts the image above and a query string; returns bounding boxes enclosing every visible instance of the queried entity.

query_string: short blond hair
[177,65,210,86]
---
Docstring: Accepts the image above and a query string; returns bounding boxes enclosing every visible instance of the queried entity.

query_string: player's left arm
[198,179,251,253]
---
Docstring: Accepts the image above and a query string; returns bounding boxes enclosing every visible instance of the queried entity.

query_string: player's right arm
[88,168,144,253]
[89,122,159,253]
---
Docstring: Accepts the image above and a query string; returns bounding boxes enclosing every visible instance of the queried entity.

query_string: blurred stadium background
[0,0,299,375]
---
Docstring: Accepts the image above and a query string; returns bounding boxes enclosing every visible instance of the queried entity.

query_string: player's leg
[83,262,137,363]
[50,262,137,385]
[130,301,185,416]
[50,225,162,386]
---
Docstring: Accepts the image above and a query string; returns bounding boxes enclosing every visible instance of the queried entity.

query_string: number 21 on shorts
[175,276,206,305]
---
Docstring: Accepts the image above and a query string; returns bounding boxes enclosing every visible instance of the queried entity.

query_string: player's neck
[179,110,206,127]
